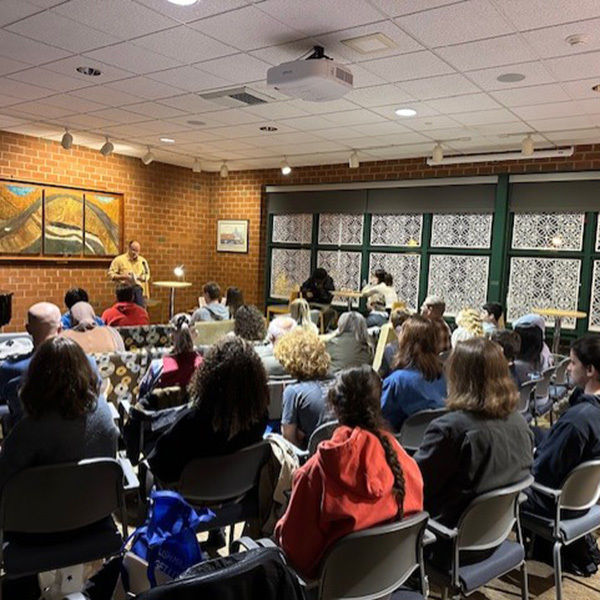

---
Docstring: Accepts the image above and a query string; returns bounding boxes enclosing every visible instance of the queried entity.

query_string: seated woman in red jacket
[275,364,424,579]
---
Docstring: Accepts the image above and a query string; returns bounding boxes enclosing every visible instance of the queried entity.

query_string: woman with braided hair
[275,365,423,579]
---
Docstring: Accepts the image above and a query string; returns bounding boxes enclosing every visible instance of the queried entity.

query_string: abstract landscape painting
[84,193,120,256]
[0,182,43,254]
[44,187,84,255]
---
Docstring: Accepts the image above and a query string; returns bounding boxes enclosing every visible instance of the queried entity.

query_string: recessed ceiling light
[187,120,205,126]
[565,33,588,46]
[592,84,600,93]
[341,32,397,54]
[497,72,526,83]
[167,0,199,5]
[160,137,175,143]
[260,125,278,132]
[395,107,417,117]
[76,66,101,76]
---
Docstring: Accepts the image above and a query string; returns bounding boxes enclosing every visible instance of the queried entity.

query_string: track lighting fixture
[521,134,534,157]
[192,158,202,173]
[432,143,444,163]
[280,157,291,175]
[220,161,229,178]
[61,128,73,150]
[141,146,154,165]
[348,150,359,169]
[100,137,114,156]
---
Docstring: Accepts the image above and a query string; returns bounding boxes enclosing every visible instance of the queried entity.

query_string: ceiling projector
[267,46,353,102]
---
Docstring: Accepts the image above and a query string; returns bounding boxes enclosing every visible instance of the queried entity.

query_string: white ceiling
[0,0,600,170]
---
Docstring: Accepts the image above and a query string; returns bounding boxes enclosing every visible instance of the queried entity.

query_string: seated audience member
[290,298,319,335]
[514,313,553,369]
[275,365,423,579]
[139,313,202,400]
[326,311,373,372]
[234,304,267,342]
[381,315,447,431]
[0,336,118,599]
[61,287,104,329]
[414,338,533,527]
[379,309,411,379]
[421,295,452,354]
[148,336,269,484]
[191,282,229,323]
[300,267,334,305]
[225,286,244,318]
[101,284,149,327]
[481,302,504,335]
[365,292,389,328]
[513,319,552,386]
[361,269,398,308]
[450,308,484,347]
[491,329,522,386]
[274,329,333,447]
[524,335,600,519]
[62,302,125,354]
[267,315,296,343]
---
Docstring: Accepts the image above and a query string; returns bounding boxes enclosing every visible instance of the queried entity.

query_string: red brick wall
[3,131,600,332]
[0,131,209,331]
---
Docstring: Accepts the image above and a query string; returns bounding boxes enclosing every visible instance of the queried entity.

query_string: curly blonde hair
[455,308,484,337]
[274,328,331,380]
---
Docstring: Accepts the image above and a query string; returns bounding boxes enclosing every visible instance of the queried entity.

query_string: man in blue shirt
[61,287,104,329]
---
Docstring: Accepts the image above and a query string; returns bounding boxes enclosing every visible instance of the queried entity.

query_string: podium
[153,281,192,320]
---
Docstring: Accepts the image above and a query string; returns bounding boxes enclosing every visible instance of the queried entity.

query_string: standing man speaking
[107,240,150,307]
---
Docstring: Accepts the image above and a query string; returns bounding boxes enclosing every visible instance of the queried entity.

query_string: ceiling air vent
[199,86,275,108]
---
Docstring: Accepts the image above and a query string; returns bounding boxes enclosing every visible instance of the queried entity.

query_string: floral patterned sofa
[114,325,174,351]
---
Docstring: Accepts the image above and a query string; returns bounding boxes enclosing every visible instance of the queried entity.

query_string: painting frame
[217,219,249,253]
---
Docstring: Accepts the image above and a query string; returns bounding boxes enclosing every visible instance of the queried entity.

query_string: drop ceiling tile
[195,138,257,152]
[189,5,303,52]
[0,0,45,27]
[420,125,473,140]
[542,127,600,143]
[0,56,30,76]
[107,76,182,100]
[124,102,188,119]
[41,94,106,112]
[490,83,570,107]
[258,0,383,36]
[152,129,219,143]
[312,126,365,140]
[251,131,324,146]
[84,42,182,75]
[134,26,237,64]
[467,61,555,91]
[0,78,53,100]
[266,140,348,154]
[1,122,63,137]
[7,11,120,53]
[402,114,461,130]
[249,39,319,66]
[348,121,412,136]
[44,56,134,84]
[147,66,231,93]
[562,78,600,100]
[426,92,501,113]
[323,108,386,126]
[60,113,120,129]
[362,143,432,158]
[136,0,247,22]
[359,51,455,82]
[70,85,144,106]
[437,35,537,72]
[0,114,27,127]
[494,0,600,30]
[399,73,481,100]
[244,101,309,119]
[575,99,600,115]
[586,115,600,128]
[396,0,513,47]
[376,130,438,144]
[526,115,595,131]
[349,64,388,88]
[344,84,415,108]
[545,52,600,82]
[88,108,149,124]
[54,0,178,40]
[315,20,423,63]
[289,98,361,115]
[193,108,263,125]
[513,100,586,121]
[158,94,220,113]
[0,94,23,107]
[7,67,93,92]
[0,30,70,65]
[207,121,297,139]
[320,135,376,149]
[370,101,439,119]
[195,54,271,84]
[369,0,465,18]
[451,108,520,126]
[11,100,76,119]
[472,121,532,135]
[521,18,600,59]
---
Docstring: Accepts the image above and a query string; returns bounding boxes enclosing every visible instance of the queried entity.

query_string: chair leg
[520,561,529,600]
[228,523,235,552]
[441,586,449,600]
[553,541,563,600]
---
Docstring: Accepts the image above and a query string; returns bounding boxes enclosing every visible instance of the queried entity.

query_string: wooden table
[533,307,587,353]
[153,281,192,320]
[333,289,366,311]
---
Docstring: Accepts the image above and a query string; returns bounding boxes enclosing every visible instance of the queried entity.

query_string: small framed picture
[217,219,249,253]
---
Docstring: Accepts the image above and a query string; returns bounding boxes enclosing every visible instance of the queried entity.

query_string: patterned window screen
[596,217,600,252]
[370,214,423,247]
[512,213,584,251]
[590,260,600,332]
[270,248,311,299]
[272,214,312,244]
[430,213,493,248]
[506,257,581,329]
[317,250,362,307]
[369,252,421,311]
[318,214,364,246]
[428,255,490,316]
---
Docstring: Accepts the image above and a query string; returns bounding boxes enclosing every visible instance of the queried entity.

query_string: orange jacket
[275,425,423,579]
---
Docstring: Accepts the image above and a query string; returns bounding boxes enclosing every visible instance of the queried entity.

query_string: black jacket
[300,275,334,305]
[525,391,600,517]
[414,409,534,527]
[136,548,305,600]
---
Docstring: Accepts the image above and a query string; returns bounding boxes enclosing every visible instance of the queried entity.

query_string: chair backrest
[116,325,174,351]
[267,378,296,420]
[560,459,600,510]
[318,512,429,600]
[178,441,271,505]
[308,420,339,456]
[0,458,123,534]
[518,380,536,414]
[192,320,235,346]
[456,476,533,551]
[399,408,448,451]
[553,356,570,386]
[372,323,396,372]
[534,366,556,398]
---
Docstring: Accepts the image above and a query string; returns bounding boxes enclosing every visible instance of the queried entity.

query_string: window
[317,250,362,306]
[270,248,311,299]
[272,214,312,244]
[369,252,421,311]
[430,213,492,248]
[590,260,600,332]
[512,213,584,251]
[318,214,363,246]
[370,214,422,247]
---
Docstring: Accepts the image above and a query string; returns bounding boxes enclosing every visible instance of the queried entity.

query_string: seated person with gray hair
[421,294,452,354]
[326,311,373,373]
[365,292,389,328]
